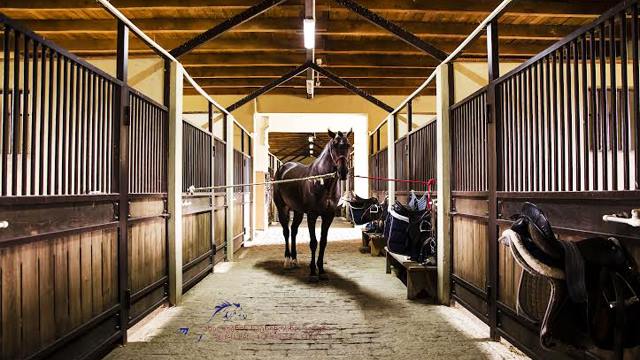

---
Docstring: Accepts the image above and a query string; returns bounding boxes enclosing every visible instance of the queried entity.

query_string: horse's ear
[327,129,336,139]
[345,128,353,138]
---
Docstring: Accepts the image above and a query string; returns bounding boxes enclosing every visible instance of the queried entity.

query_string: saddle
[503,202,640,354]
[345,193,380,225]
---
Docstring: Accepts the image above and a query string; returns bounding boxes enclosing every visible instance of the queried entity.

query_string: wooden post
[436,63,452,305]
[115,19,130,342]
[486,20,500,341]
[387,114,396,203]
[167,61,184,305]
[225,114,235,260]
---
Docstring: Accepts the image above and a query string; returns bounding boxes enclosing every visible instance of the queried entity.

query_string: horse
[273,129,352,282]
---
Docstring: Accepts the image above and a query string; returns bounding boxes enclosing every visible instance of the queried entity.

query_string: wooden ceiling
[2,0,619,97]
[269,131,354,164]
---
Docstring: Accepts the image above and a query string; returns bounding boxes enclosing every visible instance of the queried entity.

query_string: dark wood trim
[128,193,168,200]
[127,297,168,327]
[0,194,119,206]
[450,212,488,223]
[451,274,488,300]
[452,293,490,325]
[0,221,119,248]
[182,263,213,292]
[128,214,169,224]
[183,249,213,272]
[451,191,489,199]
[130,276,169,303]
[497,191,640,201]
[26,305,120,360]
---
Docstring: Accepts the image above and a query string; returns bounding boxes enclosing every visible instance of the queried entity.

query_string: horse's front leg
[307,213,319,282]
[317,214,334,280]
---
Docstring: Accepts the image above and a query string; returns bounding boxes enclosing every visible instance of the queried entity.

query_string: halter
[329,142,348,166]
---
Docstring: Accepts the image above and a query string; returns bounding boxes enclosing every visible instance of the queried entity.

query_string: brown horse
[273,130,352,282]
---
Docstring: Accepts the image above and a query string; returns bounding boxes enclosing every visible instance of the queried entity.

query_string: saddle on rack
[502,202,640,354]
[345,193,380,225]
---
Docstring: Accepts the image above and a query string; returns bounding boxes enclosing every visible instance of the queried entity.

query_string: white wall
[262,113,369,197]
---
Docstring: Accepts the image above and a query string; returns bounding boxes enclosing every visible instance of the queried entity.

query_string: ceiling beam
[332,0,447,61]
[310,63,393,112]
[305,0,315,98]
[227,61,311,112]
[2,0,615,17]
[191,77,429,87]
[45,33,547,57]
[183,87,435,95]
[24,18,577,41]
[184,66,434,78]
[169,0,288,57]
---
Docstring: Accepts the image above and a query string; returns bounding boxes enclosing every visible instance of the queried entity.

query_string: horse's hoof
[308,275,320,283]
[290,259,300,268]
[283,258,291,269]
[319,273,329,281]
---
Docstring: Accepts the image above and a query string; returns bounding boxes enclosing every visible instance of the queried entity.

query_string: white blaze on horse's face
[328,129,352,181]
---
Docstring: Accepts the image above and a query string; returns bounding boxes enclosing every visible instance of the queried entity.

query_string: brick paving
[106,220,528,360]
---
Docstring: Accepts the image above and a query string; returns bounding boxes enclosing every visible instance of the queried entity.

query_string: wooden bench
[385,247,437,300]
[361,231,386,256]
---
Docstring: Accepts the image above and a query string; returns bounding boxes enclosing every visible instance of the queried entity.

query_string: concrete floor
[106,220,528,360]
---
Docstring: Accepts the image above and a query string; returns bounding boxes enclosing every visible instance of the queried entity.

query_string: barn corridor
[105,221,525,360]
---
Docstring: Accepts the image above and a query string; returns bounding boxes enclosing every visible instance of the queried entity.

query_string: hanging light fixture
[303,18,315,49]
[309,143,314,149]
[308,135,314,142]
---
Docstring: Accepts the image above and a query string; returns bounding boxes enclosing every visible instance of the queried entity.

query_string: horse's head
[327,129,352,180]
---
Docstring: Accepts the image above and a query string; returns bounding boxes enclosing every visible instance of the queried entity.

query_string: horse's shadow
[253,259,407,314]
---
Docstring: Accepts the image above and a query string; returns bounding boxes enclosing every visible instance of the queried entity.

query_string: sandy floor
[106,219,528,360]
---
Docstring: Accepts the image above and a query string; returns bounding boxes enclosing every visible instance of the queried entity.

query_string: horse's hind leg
[277,207,291,268]
[317,214,334,280]
[307,214,319,282]
[290,211,304,268]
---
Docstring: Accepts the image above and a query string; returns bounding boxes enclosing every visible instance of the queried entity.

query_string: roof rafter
[170,0,288,58]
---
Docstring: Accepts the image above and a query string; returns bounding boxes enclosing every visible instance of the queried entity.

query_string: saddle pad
[501,230,565,280]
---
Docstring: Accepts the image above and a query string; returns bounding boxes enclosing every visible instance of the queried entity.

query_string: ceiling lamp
[308,136,314,142]
[303,18,315,49]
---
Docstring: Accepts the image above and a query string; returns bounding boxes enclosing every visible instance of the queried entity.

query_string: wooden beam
[310,63,393,112]
[191,77,430,87]
[227,62,311,112]
[177,53,439,68]
[25,18,578,41]
[332,0,447,60]
[169,0,288,57]
[184,66,434,79]
[44,33,548,57]
[183,87,435,96]
[3,0,616,17]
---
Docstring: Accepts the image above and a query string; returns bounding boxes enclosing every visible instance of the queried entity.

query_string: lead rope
[187,172,339,195]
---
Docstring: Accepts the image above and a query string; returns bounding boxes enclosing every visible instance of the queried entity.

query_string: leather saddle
[346,193,380,225]
[502,202,640,354]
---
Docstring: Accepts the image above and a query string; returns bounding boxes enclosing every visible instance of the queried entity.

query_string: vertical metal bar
[2,26,10,196]
[581,36,589,191]
[407,99,413,132]
[545,56,552,190]
[48,49,55,195]
[55,51,62,194]
[115,19,130,345]
[539,60,546,191]
[69,61,76,195]
[552,52,559,191]
[533,62,539,191]
[566,44,574,191]
[61,57,68,194]
[609,18,618,190]
[600,23,608,190]
[573,41,580,191]
[22,35,30,195]
[12,30,21,195]
[633,5,639,189]
[558,48,565,191]
[97,77,104,193]
[486,19,499,341]
[39,46,47,195]
[590,30,598,190]
[30,40,38,195]
[620,10,630,190]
